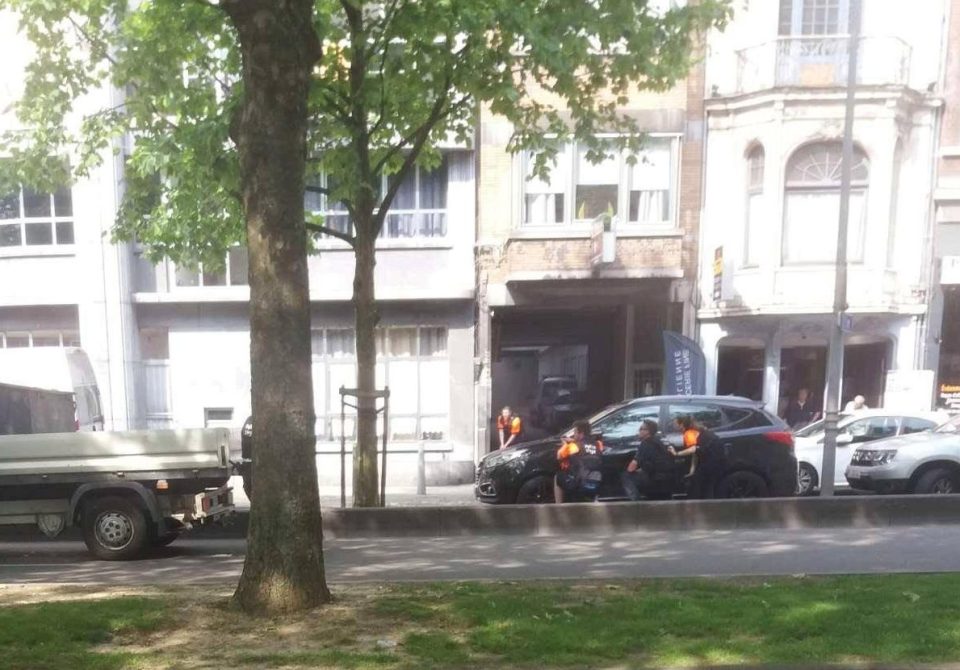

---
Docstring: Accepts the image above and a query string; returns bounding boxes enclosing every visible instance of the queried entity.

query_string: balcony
[732,36,911,96]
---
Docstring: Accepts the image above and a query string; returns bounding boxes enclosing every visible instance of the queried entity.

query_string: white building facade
[0,11,477,486]
[698,0,947,415]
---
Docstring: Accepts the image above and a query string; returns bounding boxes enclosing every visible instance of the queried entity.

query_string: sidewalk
[228,476,477,511]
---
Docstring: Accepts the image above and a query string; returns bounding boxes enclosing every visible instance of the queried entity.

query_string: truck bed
[0,429,231,478]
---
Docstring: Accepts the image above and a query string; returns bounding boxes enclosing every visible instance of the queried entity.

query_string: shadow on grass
[7,575,960,669]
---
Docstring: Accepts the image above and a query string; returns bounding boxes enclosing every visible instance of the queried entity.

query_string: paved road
[2,525,959,585]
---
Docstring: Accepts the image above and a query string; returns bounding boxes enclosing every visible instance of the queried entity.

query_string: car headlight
[852,449,897,466]
[483,449,526,469]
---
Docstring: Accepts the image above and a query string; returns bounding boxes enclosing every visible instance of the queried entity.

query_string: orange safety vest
[557,439,604,471]
[683,428,700,449]
[497,415,523,436]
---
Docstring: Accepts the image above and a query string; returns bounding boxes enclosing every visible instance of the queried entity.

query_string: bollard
[417,443,426,496]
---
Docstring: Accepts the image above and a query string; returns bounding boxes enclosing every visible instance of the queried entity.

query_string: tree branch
[306,221,356,247]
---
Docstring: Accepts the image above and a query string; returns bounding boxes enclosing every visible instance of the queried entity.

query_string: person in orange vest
[673,415,722,499]
[554,419,604,503]
[497,406,523,450]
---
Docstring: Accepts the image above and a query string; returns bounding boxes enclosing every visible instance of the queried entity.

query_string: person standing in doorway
[844,395,869,412]
[784,388,818,429]
[497,406,523,450]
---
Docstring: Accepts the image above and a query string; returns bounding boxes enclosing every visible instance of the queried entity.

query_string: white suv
[845,415,960,494]
[794,410,948,495]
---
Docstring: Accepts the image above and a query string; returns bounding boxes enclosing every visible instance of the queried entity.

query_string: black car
[475,395,798,504]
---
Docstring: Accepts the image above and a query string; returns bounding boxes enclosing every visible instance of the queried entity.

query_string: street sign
[712,247,723,303]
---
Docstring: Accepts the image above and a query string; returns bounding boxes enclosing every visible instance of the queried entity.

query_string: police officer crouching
[554,419,604,503]
[620,419,676,501]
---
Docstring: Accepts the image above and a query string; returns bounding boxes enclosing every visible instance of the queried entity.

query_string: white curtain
[628,140,672,224]
[524,146,569,225]
[783,190,865,263]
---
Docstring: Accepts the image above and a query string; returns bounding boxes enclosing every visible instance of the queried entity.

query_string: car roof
[840,409,947,421]
[624,395,762,407]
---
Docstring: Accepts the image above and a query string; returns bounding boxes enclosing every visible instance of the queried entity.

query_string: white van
[0,347,104,431]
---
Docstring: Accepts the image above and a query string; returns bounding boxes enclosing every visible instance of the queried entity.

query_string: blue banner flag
[662,331,706,396]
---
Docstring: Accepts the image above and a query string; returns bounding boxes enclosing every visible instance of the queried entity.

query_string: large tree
[0,0,728,608]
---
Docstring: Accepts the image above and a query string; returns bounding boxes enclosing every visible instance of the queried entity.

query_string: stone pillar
[763,326,783,416]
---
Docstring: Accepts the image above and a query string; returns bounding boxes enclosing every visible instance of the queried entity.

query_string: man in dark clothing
[620,419,676,501]
[784,388,819,429]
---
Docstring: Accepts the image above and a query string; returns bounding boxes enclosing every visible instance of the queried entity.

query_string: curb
[198,494,960,540]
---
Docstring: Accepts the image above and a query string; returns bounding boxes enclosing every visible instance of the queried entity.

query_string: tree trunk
[223,0,330,613]
[352,214,381,507]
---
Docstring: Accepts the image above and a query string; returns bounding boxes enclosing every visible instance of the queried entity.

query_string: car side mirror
[836,433,854,446]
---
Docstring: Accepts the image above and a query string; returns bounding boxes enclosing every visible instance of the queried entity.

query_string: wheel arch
[908,460,960,491]
[69,483,161,526]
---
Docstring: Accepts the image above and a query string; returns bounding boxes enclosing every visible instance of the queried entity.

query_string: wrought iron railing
[733,35,911,95]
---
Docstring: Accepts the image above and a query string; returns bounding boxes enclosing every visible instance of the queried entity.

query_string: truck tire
[151,532,179,547]
[81,496,149,561]
[913,468,958,495]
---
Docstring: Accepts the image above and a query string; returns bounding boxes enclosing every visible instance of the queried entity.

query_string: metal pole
[417,442,426,496]
[380,388,389,507]
[340,386,346,508]
[821,0,861,497]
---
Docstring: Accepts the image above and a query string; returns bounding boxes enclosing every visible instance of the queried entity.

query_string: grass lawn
[5,574,960,669]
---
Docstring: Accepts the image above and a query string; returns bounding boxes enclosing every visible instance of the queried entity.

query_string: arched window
[782,142,868,264]
[744,145,765,266]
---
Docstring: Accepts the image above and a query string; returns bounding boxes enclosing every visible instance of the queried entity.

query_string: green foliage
[0,0,730,263]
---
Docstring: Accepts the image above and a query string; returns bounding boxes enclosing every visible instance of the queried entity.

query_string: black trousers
[620,470,672,501]
[689,459,724,499]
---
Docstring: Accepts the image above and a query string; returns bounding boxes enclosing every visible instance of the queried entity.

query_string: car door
[592,403,661,485]
[833,416,899,486]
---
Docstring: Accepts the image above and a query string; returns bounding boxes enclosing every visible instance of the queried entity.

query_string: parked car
[845,414,960,494]
[794,410,948,495]
[531,376,580,428]
[475,395,797,504]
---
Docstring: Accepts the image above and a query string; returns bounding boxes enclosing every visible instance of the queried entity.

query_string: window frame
[173,246,250,288]
[0,331,80,348]
[307,158,450,244]
[309,325,450,443]
[519,135,681,233]
[779,0,851,37]
[743,145,765,268]
[0,181,75,255]
[781,142,869,266]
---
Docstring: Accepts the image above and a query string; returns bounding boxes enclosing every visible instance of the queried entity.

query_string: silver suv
[845,415,960,494]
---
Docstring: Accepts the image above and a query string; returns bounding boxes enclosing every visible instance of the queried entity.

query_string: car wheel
[516,475,555,504]
[797,462,819,496]
[913,468,959,495]
[716,471,769,499]
[81,496,149,561]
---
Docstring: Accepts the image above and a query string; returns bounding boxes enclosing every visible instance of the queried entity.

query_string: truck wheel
[716,471,769,499]
[81,496,149,561]
[913,468,958,495]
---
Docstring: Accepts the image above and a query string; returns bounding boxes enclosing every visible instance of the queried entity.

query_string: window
[308,326,449,442]
[522,137,677,228]
[0,180,74,250]
[204,408,234,427]
[900,417,937,435]
[0,331,80,348]
[307,158,449,241]
[779,0,852,36]
[667,404,725,431]
[175,247,249,287]
[524,146,570,225]
[594,404,660,442]
[782,142,868,264]
[843,416,898,443]
[744,145,765,266]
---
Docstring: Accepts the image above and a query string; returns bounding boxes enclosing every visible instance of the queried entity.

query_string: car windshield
[558,402,630,438]
[935,415,960,434]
